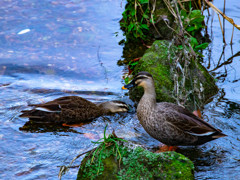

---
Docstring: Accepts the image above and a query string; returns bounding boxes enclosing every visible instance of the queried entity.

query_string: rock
[77,140,194,180]
[129,40,218,111]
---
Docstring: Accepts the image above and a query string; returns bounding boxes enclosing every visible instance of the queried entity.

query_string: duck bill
[122,80,135,89]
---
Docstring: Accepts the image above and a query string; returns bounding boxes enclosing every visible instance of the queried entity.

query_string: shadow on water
[19,121,83,133]
[0,63,113,81]
[178,146,228,169]
[19,112,131,133]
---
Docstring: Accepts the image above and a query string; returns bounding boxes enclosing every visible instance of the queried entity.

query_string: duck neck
[97,102,109,114]
[137,83,157,126]
[139,83,157,109]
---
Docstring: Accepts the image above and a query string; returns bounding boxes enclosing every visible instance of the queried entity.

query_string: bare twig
[230,25,234,45]
[204,0,240,30]
[163,0,177,18]
[210,51,240,72]
[134,0,138,36]
[150,0,162,37]
[173,0,184,36]
[162,18,177,33]
[58,148,96,179]
[136,1,148,22]
[177,0,186,11]
[217,14,226,44]
[223,0,226,41]
[198,0,202,10]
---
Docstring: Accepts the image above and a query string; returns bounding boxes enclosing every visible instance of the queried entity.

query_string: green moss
[130,40,176,103]
[160,152,194,180]
[195,61,218,100]
[78,141,194,180]
[130,40,218,110]
[78,142,119,179]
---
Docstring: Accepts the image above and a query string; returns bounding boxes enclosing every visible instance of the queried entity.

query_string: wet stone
[129,40,218,111]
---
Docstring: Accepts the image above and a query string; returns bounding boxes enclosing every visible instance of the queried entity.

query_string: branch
[205,0,240,30]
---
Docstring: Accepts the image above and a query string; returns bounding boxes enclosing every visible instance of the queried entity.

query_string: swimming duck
[122,71,226,147]
[20,96,129,124]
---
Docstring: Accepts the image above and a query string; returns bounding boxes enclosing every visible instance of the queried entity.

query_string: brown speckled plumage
[20,96,128,124]
[123,71,226,146]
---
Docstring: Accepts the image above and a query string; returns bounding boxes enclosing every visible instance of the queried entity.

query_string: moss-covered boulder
[77,140,194,180]
[129,40,218,111]
[118,0,176,64]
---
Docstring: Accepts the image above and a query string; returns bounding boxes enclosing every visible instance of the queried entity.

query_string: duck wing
[157,102,226,137]
[20,96,101,123]
[29,96,97,111]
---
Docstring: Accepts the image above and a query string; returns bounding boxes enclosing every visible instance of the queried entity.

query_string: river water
[0,0,239,179]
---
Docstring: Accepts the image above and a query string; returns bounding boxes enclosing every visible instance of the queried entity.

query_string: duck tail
[212,131,227,138]
[19,110,43,119]
[195,130,227,145]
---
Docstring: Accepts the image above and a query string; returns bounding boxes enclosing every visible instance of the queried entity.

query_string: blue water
[0,0,239,179]
[0,1,127,179]
[192,1,240,178]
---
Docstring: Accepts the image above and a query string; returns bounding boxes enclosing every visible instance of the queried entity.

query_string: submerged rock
[77,140,194,179]
[129,40,218,111]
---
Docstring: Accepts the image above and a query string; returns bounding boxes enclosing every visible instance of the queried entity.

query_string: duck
[20,96,129,124]
[122,71,226,148]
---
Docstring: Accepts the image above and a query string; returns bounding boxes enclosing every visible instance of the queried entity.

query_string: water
[0,0,128,179]
[190,1,240,178]
[0,0,240,179]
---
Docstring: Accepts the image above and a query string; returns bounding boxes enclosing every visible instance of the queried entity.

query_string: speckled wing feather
[59,97,102,123]
[30,96,96,109]
[20,96,102,123]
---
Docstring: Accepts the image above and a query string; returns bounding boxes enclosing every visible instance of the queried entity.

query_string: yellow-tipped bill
[122,86,128,90]
[122,81,135,89]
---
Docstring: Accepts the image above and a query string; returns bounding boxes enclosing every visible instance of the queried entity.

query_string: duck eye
[135,79,142,85]
[135,76,147,85]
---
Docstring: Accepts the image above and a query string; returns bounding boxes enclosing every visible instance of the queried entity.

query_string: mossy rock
[77,142,194,180]
[120,0,175,41]
[118,0,177,65]
[130,40,218,111]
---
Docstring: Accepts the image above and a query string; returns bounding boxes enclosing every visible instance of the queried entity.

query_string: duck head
[122,71,154,90]
[98,101,129,114]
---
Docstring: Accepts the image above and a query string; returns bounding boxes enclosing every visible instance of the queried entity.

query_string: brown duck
[20,96,129,124]
[123,71,226,147]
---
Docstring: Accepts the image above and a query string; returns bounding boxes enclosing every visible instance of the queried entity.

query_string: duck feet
[155,145,178,153]
[62,123,85,127]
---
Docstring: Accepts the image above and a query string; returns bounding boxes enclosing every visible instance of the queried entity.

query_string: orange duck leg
[156,110,202,153]
[155,145,178,153]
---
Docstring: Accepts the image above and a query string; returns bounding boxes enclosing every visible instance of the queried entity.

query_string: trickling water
[0,0,240,179]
